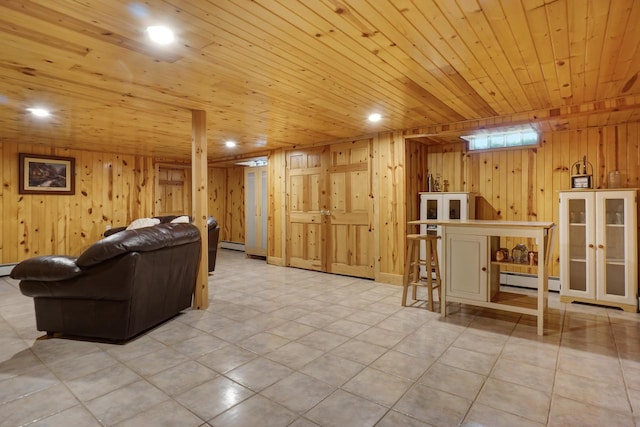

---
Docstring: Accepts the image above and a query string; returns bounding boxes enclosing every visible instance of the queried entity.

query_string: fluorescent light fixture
[27,107,50,118]
[462,125,539,151]
[235,159,268,167]
[225,140,237,148]
[146,26,174,44]
[368,113,382,122]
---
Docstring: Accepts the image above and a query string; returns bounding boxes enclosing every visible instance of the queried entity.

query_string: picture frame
[19,153,75,195]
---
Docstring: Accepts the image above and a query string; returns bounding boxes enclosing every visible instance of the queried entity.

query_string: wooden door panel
[331,212,368,224]
[327,140,374,278]
[286,148,327,271]
[289,223,323,270]
[349,171,369,212]
[329,224,373,277]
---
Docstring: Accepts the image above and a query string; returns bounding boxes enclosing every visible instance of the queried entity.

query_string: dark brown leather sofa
[10,223,201,342]
[104,215,220,272]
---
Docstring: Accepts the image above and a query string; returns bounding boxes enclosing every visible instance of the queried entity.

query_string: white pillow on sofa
[170,215,190,224]
[126,217,160,230]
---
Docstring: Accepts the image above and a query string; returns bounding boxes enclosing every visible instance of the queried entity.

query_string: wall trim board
[0,264,16,277]
[500,272,560,292]
[375,272,403,286]
[267,256,285,266]
[220,241,245,251]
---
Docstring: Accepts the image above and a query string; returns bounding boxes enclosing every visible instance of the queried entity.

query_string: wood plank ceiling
[1,0,639,160]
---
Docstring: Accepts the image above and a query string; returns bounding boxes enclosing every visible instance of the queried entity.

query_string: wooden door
[285,141,374,279]
[155,165,191,216]
[286,148,327,271]
[327,140,374,278]
[245,166,267,256]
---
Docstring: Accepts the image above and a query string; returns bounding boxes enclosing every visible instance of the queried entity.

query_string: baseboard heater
[0,264,16,277]
[500,272,560,292]
[220,241,245,252]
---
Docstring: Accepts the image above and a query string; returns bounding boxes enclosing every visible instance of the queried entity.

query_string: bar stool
[402,234,441,311]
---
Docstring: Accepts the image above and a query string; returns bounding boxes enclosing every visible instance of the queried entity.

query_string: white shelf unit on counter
[418,192,475,277]
[559,189,638,312]
[408,219,556,336]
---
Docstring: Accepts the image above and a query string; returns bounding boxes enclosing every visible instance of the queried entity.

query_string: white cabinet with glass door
[559,189,638,312]
[418,192,475,276]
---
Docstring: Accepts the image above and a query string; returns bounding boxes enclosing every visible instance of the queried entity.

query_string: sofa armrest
[104,226,127,237]
[10,256,83,282]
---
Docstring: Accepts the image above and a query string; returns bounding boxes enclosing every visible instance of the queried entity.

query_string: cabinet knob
[588,244,595,248]
[598,244,605,249]
[481,267,487,272]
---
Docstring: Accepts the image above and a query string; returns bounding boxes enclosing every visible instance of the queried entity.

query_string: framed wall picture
[19,153,75,195]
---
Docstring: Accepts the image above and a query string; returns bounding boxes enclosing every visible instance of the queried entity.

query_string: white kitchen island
[408,219,556,336]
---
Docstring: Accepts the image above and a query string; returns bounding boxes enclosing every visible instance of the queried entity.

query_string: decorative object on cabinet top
[570,155,593,189]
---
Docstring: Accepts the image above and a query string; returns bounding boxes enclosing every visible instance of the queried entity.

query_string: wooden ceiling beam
[405,95,640,140]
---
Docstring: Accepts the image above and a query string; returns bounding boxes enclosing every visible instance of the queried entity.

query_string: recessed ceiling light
[368,113,382,122]
[225,140,237,148]
[27,108,50,118]
[146,25,174,44]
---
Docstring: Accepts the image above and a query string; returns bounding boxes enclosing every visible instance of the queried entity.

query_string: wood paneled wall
[374,132,407,284]
[5,121,639,281]
[1,141,155,263]
[207,167,227,241]
[405,138,431,221]
[418,122,640,277]
[267,150,286,265]
[1,141,243,265]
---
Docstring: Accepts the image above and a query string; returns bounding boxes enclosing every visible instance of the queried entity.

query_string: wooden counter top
[408,219,555,229]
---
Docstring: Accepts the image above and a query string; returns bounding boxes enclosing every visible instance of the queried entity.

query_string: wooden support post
[191,110,209,309]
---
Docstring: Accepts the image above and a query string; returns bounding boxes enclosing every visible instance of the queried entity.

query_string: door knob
[598,244,605,249]
[588,244,595,248]
[481,267,487,272]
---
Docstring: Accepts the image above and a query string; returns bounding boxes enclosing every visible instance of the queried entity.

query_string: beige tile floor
[1,249,639,426]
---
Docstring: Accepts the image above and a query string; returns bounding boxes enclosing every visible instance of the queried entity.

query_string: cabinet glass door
[425,198,439,236]
[567,198,588,292]
[447,199,461,219]
[419,194,444,278]
[443,194,469,221]
[601,197,626,297]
